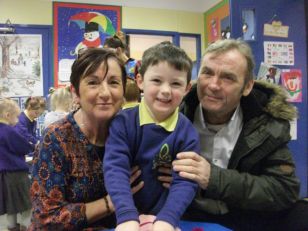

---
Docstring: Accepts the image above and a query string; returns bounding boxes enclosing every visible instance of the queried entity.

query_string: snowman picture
[71,22,102,56]
[68,12,116,56]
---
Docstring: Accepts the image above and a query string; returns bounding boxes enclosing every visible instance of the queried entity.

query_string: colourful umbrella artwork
[69,11,116,36]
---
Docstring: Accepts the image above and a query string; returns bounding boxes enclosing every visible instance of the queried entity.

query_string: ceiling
[52,0,222,13]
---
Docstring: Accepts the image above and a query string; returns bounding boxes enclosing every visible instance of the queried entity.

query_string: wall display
[257,62,281,84]
[242,9,255,41]
[209,18,219,42]
[53,2,121,87]
[290,119,297,140]
[264,41,294,65]
[281,69,302,102]
[0,34,43,97]
[204,0,229,45]
[263,21,289,38]
[220,16,230,40]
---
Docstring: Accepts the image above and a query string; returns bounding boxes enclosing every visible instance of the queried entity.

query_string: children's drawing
[257,62,281,84]
[281,69,302,102]
[69,12,116,56]
[53,2,121,87]
[0,34,43,97]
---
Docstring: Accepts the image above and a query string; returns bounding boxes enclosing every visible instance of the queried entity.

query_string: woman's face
[75,58,124,123]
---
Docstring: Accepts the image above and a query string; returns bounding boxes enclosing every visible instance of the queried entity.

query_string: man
[171,39,306,230]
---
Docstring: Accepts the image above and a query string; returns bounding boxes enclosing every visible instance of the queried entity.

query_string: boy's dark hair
[139,42,192,83]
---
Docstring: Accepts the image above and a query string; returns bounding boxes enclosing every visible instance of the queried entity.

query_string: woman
[29,48,143,230]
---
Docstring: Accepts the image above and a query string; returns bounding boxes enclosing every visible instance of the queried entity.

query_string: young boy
[104,42,200,231]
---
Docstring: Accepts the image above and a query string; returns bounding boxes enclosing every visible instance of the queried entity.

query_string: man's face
[197,49,253,124]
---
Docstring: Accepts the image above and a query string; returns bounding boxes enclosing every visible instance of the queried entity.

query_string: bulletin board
[0,24,52,138]
[0,24,52,97]
[230,0,308,197]
[203,0,230,47]
[53,2,121,87]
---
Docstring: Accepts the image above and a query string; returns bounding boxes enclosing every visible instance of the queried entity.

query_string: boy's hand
[153,220,177,231]
[115,220,139,231]
[139,214,156,231]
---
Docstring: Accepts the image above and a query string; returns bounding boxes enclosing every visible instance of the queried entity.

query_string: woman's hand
[172,152,211,190]
[157,164,173,189]
[130,166,144,194]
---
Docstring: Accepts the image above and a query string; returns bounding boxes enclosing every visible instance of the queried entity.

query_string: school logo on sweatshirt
[152,143,172,169]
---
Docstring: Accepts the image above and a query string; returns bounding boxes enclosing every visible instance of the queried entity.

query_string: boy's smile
[137,61,190,122]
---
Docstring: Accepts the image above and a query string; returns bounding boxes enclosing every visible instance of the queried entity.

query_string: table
[105,220,232,231]
[179,220,232,231]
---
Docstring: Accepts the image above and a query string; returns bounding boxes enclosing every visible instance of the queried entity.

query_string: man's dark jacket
[180,80,300,215]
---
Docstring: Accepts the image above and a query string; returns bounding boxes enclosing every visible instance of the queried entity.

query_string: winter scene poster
[53,2,121,87]
[0,34,43,97]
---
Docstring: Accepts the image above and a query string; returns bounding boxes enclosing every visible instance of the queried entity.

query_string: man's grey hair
[202,39,255,83]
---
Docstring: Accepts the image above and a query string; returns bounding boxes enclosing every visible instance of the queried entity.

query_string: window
[123,29,201,80]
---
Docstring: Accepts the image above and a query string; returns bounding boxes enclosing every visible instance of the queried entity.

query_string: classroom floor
[0,210,31,231]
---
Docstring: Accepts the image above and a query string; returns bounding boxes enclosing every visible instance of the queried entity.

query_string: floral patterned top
[29,111,115,230]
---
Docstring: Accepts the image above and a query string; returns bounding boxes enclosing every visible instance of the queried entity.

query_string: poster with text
[264,41,294,66]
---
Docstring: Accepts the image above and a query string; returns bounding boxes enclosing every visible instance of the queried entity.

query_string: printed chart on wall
[0,34,43,97]
[264,41,294,66]
[53,2,121,87]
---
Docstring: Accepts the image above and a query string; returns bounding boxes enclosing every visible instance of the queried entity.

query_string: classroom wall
[0,0,205,51]
[230,0,308,197]
[203,0,229,47]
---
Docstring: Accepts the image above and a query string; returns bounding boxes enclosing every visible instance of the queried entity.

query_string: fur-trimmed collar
[181,80,297,123]
[243,80,297,121]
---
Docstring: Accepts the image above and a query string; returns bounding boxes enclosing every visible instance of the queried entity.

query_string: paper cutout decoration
[257,62,281,84]
[281,69,302,102]
[264,21,289,38]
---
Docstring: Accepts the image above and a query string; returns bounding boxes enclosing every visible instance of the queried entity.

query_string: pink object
[139,214,181,231]
[192,228,204,231]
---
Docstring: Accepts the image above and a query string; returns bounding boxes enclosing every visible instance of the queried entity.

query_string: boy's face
[137,61,190,122]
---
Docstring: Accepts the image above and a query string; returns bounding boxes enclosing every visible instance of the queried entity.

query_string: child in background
[104,42,200,231]
[38,96,47,117]
[104,35,138,79]
[122,78,141,109]
[0,98,34,231]
[44,87,72,128]
[14,96,45,149]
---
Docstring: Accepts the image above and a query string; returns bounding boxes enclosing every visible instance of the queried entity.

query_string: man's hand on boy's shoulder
[173,152,211,190]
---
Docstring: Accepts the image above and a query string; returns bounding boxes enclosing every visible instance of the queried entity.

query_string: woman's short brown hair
[70,48,127,96]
